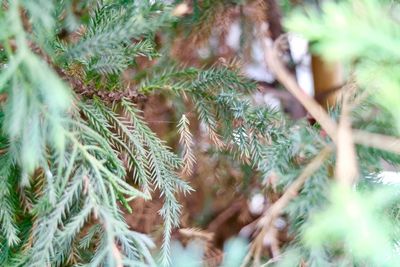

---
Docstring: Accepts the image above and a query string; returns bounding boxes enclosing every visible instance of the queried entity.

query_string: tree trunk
[311,55,343,108]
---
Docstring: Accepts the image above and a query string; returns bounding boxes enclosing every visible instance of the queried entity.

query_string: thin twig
[179,228,214,242]
[0,93,7,103]
[241,146,333,267]
[258,146,332,226]
[352,130,400,154]
[207,200,243,232]
[335,87,359,186]
[264,35,400,156]
[263,36,338,143]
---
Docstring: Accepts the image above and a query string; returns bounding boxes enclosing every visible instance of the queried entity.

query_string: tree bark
[265,0,283,40]
[311,55,344,108]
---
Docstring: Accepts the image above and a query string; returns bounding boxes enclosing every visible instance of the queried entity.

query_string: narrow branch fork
[263,35,400,155]
[241,146,333,266]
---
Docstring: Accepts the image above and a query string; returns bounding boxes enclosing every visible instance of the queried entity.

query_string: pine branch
[194,96,225,149]
[0,153,19,247]
[66,2,172,64]
[121,99,192,265]
[178,114,196,176]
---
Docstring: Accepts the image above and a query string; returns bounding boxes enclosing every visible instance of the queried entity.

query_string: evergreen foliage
[0,0,400,266]
[0,1,185,266]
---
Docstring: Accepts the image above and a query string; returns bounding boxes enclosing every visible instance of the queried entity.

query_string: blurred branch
[265,0,283,40]
[335,86,359,186]
[263,35,338,142]
[263,35,400,155]
[207,199,244,232]
[241,146,333,266]
[352,130,400,154]
[0,93,7,103]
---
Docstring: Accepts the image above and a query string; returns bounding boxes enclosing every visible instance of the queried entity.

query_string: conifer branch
[178,114,196,176]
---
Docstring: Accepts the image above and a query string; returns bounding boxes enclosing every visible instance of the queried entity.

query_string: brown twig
[241,146,333,266]
[263,35,338,143]
[179,228,214,242]
[5,37,145,104]
[335,87,359,186]
[264,35,400,156]
[352,130,400,154]
[207,200,244,232]
[55,67,146,103]
[0,93,7,103]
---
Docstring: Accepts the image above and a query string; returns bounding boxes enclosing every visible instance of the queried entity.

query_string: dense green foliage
[1,0,400,266]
